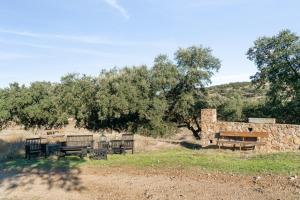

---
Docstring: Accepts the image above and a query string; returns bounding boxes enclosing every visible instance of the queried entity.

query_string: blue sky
[0,0,299,87]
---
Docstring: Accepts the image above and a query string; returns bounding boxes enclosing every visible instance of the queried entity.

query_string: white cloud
[0,28,174,48]
[0,39,114,57]
[0,52,34,60]
[103,0,129,20]
[0,29,39,37]
[0,28,109,44]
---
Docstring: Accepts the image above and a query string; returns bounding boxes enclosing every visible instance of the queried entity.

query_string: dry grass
[0,125,183,161]
[0,134,25,160]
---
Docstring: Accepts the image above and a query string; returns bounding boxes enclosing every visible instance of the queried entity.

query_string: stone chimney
[201,109,217,124]
[200,109,217,146]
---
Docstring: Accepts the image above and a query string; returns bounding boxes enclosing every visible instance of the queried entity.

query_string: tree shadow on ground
[0,156,86,193]
[0,139,86,194]
[163,140,254,151]
[165,140,202,150]
[179,141,202,150]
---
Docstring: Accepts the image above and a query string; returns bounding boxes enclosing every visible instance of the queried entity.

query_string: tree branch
[285,57,300,79]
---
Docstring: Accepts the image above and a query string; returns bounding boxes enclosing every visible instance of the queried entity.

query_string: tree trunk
[185,121,200,140]
[193,116,201,134]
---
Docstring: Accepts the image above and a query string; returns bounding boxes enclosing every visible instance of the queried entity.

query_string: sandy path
[0,167,299,200]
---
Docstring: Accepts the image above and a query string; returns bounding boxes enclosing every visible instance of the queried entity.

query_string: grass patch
[1,149,299,175]
[87,149,300,175]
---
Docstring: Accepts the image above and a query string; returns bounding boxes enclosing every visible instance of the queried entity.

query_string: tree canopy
[0,46,221,138]
[247,29,300,123]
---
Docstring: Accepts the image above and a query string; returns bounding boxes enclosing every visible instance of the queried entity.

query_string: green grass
[87,149,300,175]
[1,149,299,175]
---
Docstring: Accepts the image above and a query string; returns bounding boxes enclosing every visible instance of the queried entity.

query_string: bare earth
[0,167,299,200]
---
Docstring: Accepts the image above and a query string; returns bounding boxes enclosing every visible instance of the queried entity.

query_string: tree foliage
[56,74,99,129]
[0,46,221,138]
[0,82,67,129]
[169,46,221,138]
[247,30,300,123]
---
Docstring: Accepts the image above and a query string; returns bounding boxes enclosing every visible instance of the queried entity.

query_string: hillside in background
[206,82,268,122]
[208,82,267,101]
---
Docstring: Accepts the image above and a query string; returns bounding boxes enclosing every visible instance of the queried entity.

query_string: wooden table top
[220,131,269,138]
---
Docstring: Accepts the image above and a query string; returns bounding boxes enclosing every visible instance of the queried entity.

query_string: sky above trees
[0,0,299,87]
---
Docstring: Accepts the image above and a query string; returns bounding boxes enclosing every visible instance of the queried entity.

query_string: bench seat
[218,140,266,145]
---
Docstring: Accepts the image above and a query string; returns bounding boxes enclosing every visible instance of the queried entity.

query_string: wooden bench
[109,134,135,154]
[217,131,268,150]
[121,134,134,154]
[110,140,124,154]
[59,135,94,159]
[25,138,42,159]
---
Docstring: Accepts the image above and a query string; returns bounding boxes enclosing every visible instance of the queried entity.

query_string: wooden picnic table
[58,135,93,159]
[217,131,268,150]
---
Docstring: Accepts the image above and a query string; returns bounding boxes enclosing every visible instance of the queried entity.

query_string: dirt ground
[0,166,299,200]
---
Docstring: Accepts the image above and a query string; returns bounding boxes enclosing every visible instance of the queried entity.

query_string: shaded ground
[0,166,300,200]
[0,157,85,196]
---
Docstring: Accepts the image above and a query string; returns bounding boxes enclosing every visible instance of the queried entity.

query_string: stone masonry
[200,109,300,152]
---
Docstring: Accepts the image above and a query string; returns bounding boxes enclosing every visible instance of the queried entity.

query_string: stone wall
[200,109,300,152]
